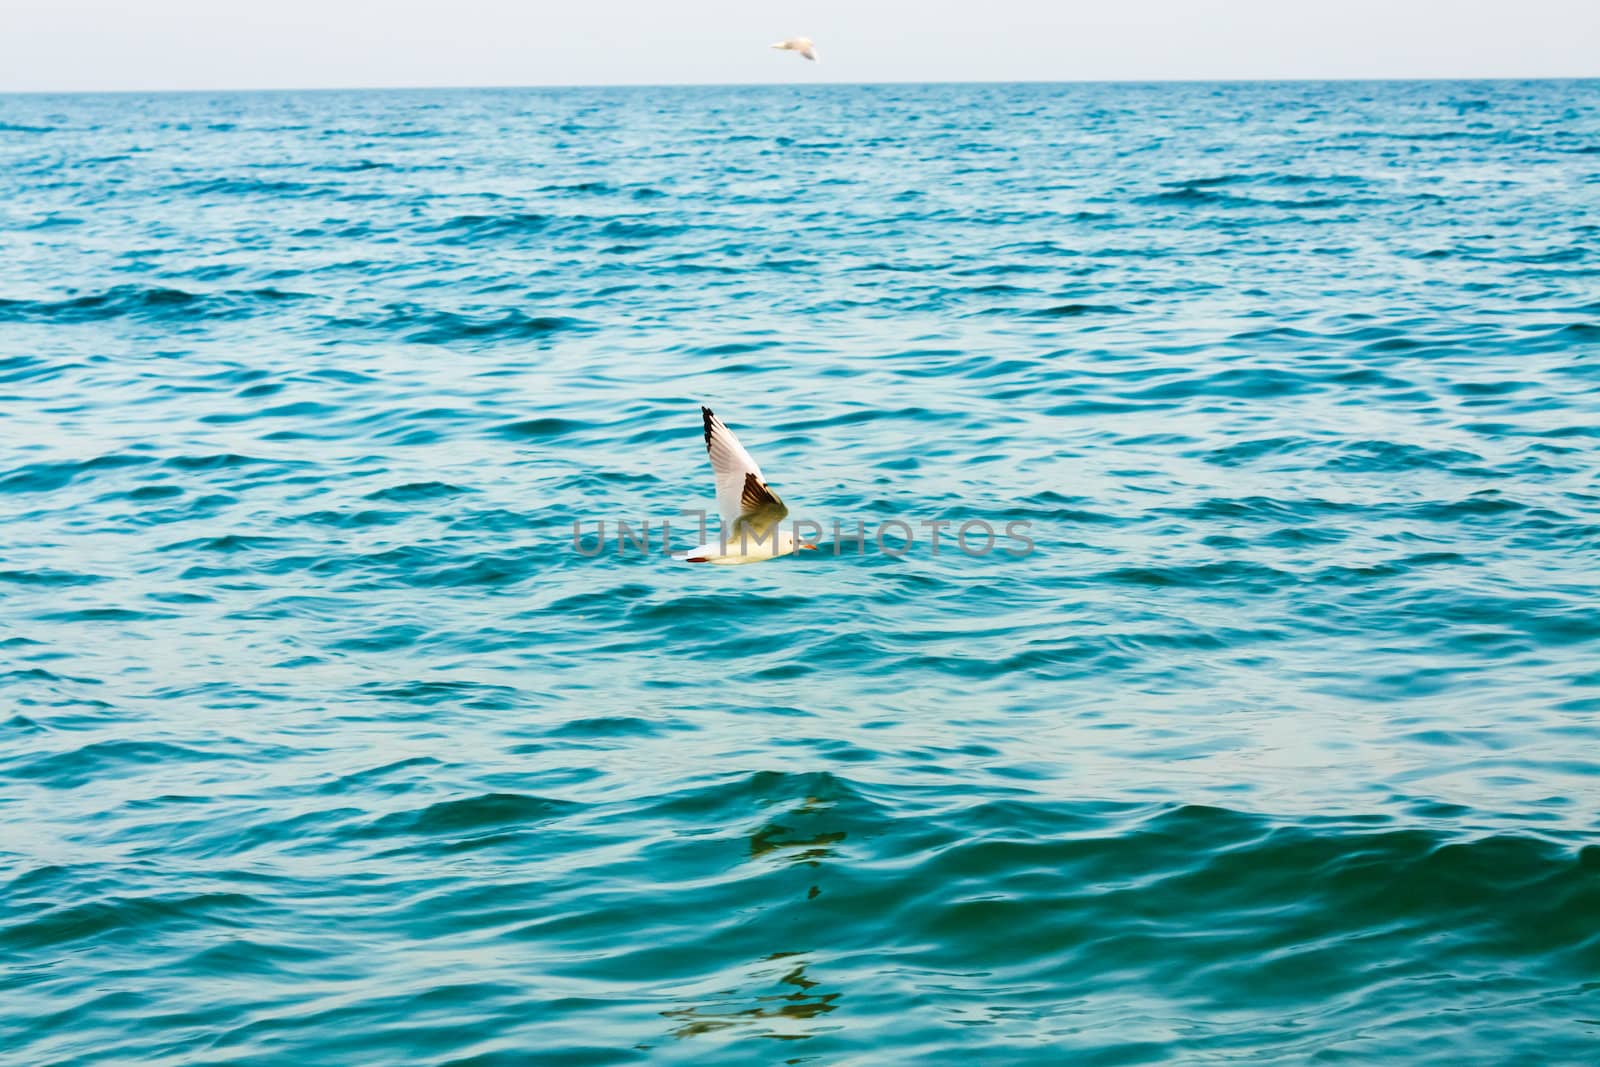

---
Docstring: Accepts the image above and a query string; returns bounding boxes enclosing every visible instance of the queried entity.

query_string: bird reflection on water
[661,952,842,1043]
[750,795,849,869]
[659,797,849,1045]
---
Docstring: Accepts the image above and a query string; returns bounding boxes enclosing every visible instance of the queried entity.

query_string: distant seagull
[678,407,815,564]
[771,36,820,62]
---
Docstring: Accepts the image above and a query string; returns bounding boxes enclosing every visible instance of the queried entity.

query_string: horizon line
[3,73,1597,97]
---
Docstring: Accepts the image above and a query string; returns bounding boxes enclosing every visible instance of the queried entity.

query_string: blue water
[3,80,1599,1064]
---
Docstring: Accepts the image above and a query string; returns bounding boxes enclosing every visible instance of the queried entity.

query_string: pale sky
[0,0,1596,93]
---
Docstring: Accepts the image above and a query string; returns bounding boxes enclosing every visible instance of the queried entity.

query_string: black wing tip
[701,405,717,447]
[741,470,783,511]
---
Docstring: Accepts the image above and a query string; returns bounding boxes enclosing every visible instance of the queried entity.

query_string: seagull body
[771,36,820,62]
[678,407,813,565]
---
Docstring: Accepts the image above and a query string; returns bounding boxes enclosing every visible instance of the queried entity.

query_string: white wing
[701,406,787,535]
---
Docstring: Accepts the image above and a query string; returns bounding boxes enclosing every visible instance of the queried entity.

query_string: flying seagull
[678,406,815,564]
[771,37,820,62]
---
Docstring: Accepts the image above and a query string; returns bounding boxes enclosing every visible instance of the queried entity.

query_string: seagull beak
[800,544,818,551]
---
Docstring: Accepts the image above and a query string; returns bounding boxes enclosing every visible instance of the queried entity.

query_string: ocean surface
[3,80,1599,1064]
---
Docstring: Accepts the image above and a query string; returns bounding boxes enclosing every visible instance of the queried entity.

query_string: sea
[2,80,1598,1064]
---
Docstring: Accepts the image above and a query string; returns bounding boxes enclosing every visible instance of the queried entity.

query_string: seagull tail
[770,41,788,49]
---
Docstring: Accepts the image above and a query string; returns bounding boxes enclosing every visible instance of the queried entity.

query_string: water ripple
[3,80,1599,1064]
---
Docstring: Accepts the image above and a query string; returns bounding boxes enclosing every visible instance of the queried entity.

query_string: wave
[169,176,336,198]
[3,739,219,790]
[1138,184,1375,210]
[360,792,580,837]
[0,568,107,588]
[334,304,591,345]
[0,285,310,324]
[0,453,154,494]
[427,212,554,242]
[11,767,1573,1058]
[0,890,261,952]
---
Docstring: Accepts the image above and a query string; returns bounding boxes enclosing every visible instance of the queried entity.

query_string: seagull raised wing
[703,405,788,541]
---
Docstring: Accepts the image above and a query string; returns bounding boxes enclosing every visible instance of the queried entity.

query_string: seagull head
[778,529,820,555]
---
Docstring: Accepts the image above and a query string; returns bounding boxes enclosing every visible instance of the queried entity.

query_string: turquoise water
[3,80,1599,1063]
